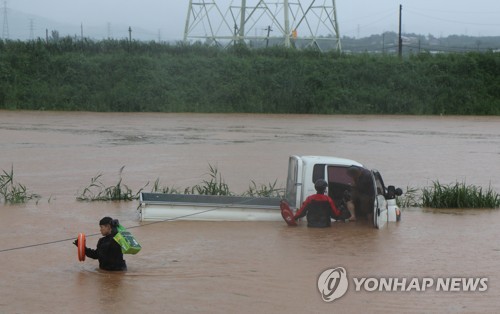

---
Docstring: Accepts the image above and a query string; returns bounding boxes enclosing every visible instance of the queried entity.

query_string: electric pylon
[29,19,34,40]
[184,0,341,52]
[2,0,9,39]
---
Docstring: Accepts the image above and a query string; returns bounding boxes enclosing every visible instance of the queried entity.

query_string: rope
[0,196,279,253]
[0,235,99,253]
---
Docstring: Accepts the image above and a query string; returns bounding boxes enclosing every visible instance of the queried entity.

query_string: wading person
[293,179,351,227]
[74,216,127,271]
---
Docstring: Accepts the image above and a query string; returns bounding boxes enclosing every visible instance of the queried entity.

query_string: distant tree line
[340,32,500,54]
[249,32,500,54]
[0,37,499,114]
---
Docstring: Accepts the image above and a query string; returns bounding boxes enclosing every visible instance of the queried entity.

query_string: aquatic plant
[0,166,41,204]
[150,166,283,198]
[421,181,500,208]
[189,164,231,196]
[396,186,422,208]
[150,178,182,194]
[76,166,144,201]
[244,180,283,198]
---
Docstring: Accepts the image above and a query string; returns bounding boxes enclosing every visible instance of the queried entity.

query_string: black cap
[99,216,113,226]
[314,179,328,192]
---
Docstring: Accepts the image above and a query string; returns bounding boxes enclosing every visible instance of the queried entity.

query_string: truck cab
[285,155,402,228]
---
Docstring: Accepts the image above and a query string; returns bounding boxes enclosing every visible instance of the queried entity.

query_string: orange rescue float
[280,200,297,226]
[77,233,86,261]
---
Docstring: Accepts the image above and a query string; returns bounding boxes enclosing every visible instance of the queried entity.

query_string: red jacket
[294,193,342,228]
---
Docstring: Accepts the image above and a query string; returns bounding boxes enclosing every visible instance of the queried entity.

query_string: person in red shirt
[293,179,351,227]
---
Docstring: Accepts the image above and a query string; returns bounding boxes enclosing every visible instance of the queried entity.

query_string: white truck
[139,155,402,228]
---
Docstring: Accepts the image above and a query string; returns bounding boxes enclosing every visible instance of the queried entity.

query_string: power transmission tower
[107,22,112,39]
[2,0,9,39]
[29,19,34,40]
[184,0,341,52]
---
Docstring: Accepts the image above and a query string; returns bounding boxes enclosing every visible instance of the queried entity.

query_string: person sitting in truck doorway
[293,179,351,228]
[347,166,375,220]
[341,189,356,221]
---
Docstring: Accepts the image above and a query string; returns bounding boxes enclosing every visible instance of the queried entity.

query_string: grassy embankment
[0,38,499,114]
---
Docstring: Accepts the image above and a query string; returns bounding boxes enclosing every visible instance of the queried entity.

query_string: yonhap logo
[317,266,488,303]
[352,277,488,292]
[317,267,349,302]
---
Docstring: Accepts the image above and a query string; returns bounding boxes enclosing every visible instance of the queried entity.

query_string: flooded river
[1,111,499,313]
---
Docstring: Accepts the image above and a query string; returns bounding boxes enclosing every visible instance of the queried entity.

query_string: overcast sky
[4,0,500,40]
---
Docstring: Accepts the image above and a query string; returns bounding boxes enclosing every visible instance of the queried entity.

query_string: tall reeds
[396,186,421,208]
[244,180,283,198]
[150,178,182,194]
[76,166,144,201]
[421,181,500,208]
[0,166,40,204]
[149,164,282,197]
[189,164,231,196]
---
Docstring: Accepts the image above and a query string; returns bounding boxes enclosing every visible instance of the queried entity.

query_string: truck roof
[296,155,364,168]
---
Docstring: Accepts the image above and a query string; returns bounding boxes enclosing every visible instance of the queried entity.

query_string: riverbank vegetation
[1,38,499,114]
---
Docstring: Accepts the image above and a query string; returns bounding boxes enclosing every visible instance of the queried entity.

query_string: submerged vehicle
[139,155,402,229]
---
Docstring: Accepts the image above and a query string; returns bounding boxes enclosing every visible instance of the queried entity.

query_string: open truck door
[285,155,303,210]
[372,170,389,229]
[326,165,386,227]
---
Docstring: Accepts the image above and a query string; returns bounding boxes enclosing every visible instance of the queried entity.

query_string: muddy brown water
[1,111,500,313]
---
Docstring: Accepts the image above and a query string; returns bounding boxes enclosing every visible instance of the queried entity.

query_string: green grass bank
[1,38,499,114]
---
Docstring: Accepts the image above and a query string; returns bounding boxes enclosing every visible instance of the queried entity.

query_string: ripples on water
[1,111,500,313]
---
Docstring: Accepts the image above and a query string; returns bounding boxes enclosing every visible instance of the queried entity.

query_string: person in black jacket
[74,216,127,271]
[293,179,351,228]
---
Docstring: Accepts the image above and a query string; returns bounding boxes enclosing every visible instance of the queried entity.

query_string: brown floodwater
[1,111,499,313]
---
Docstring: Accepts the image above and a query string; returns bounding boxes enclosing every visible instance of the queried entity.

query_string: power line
[406,5,500,16]
[341,11,396,37]
[0,198,261,254]
[406,9,500,27]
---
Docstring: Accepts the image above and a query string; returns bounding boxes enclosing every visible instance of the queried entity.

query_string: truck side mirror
[386,185,403,199]
[395,188,403,196]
